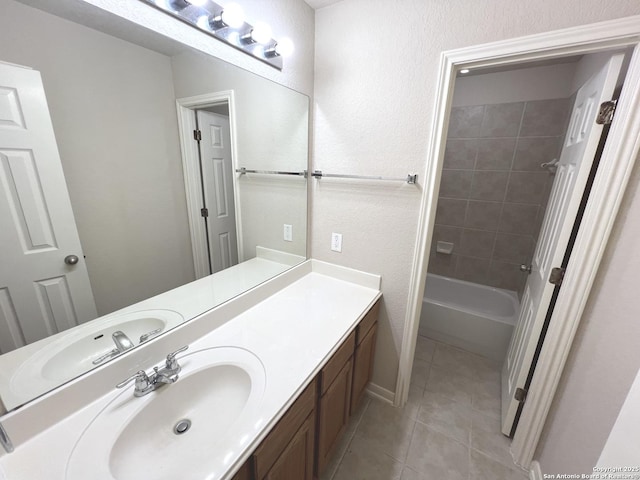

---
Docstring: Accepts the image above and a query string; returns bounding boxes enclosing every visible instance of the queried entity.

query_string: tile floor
[320,336,528,480]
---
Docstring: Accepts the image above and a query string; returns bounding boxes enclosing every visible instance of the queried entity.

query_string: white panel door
[197,110,238,273]
[0,62,96,354]
[501,53,624,435]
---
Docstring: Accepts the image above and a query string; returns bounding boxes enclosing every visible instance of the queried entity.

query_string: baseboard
[529,460,542,480]
[366,382,395,405]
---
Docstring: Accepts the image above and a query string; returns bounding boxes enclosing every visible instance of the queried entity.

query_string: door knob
[64,255,79,265]
[520,264,532,274]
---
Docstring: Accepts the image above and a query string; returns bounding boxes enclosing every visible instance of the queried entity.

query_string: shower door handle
[519,264,532,274]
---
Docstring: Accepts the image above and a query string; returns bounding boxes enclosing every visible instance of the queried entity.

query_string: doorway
[397,18,640,470]
[175,91,242,280]
[195,106,239,274]
[420,51,629,439]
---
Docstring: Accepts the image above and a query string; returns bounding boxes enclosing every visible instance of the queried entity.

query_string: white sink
[66,347,266,480]
[11,310,183,398]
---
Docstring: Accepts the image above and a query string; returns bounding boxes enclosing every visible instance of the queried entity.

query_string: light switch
[331,232,342,252]
[284,224,293,242]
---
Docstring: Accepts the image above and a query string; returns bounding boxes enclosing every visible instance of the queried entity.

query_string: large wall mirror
[0,0,308,411]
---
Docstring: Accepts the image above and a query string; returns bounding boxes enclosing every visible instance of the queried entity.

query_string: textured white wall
[313,0,640,414]
[597,365,640,466]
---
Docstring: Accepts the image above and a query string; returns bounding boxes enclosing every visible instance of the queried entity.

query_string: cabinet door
[264,413,315,480]
[231,461,252,480]
[317,358,353,475]
[253,380,316,480]
[351,322,377,413]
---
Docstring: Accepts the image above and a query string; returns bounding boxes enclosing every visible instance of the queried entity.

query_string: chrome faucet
[116,346,189,397]
[112,331,134,352]
[92,331,135,365]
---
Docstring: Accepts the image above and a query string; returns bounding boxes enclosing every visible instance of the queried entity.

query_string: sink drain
[173,419,192,435]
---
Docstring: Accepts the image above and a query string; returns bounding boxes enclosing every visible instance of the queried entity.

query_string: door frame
[396,15,640,469]
[175,91,243,279]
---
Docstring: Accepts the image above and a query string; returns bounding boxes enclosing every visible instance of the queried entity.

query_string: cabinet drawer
[320,331,355,395]
[253,379,316,480]
[356,299,380,345]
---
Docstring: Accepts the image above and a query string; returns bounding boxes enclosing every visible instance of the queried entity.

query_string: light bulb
[275,38,294,57]
[460,68,470,74]
[227,31,240,44]
[251,44,265,57]
[250,22,272,44]
[221,3,244,28]
[196,14,211,29]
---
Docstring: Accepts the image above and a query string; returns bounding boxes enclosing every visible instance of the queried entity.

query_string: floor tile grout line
[402,416,420,465]
[470,446,528,475]
[413,416,470,449]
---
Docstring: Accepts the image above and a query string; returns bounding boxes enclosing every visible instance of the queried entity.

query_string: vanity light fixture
[459,68,470,74]
[266,38,295,58]
[141,0,291,70]
[240,22,272,45]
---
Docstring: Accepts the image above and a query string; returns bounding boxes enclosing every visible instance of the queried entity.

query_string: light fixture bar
[139,0,284,70]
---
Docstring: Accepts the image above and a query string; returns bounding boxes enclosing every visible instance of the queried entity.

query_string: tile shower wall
[429,98,570,294]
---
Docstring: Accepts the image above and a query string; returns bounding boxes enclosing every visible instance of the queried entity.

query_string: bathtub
[419,274,519,362]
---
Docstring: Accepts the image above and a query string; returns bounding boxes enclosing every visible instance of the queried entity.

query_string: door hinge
[200,207,208,218]
[549,267,566,286]
[193,129,202,141]
[515,387,527,403]
[596,100,617,125]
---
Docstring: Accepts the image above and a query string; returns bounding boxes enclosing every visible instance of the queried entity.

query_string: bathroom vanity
[0,260,381,480]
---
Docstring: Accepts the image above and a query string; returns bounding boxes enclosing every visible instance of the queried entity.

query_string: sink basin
[11,309,183,397]
[66,347,266,480]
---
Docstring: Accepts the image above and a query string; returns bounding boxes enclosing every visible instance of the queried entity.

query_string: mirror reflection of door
[196,108,239,274]
[0,62,97,354]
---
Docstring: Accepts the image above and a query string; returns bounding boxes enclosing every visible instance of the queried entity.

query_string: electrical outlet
[284,224,293,242]
[331,232,342,252]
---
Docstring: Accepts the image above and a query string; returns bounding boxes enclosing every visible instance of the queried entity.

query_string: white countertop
[0,260,381,480]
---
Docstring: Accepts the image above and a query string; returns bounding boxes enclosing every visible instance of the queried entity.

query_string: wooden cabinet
[253,379,316,480]
[316,331,355,475]
[351,322,377,413]
[231,461,252,480]
[233,298,380,480]
[351,300,380,413]
[263,413,315,480]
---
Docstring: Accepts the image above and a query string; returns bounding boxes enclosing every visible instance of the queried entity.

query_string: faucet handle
[166,345,189,370]
[116,370,150,390]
